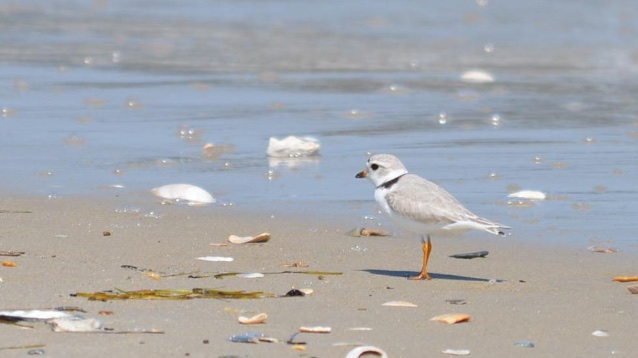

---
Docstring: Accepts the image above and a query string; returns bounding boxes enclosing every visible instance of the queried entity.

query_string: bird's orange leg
[409,235,432,280]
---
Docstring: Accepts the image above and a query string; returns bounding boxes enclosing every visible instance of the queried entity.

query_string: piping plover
[356,153,509,280]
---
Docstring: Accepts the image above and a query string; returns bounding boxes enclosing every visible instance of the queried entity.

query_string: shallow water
[1,0,637,249]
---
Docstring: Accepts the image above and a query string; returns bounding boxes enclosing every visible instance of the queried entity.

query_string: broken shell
[228,233,271,244]
[592,330,609,337]
[449,251,488,259]
[508,190,547,200]
[151,184,215,206]
[345,345,388,358]
[2,260,17,267]
[612,276,638,282]
[347,227,391,237]
[430,313,471,324]
[298,288,314,295]
[48,317,103,332]
[238,313,268,325]
[237,273,265,279]
[445,299,467,305]
[513,340,535,348]
[299,326,331,333]
[145,272,161,280]
[196,256,234,262]
[229,332,264,343]
[442,349,471,356]
[627,285,638,294]
[587,246,617,253]
[267,136,320,158]
[0,309,75,321]
[460,70,495,84]
[381,300,418,308]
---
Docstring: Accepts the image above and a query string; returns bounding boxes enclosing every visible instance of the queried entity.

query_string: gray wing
[385,174,481,225]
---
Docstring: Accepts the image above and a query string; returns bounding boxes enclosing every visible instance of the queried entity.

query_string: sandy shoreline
[0,193,636,357]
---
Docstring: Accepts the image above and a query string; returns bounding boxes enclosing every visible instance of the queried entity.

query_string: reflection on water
[0,0,637,249]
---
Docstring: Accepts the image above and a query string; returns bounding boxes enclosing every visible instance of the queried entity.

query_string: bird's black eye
[370,163,379,170]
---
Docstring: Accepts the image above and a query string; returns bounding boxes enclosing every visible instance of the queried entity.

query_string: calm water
[1,0,637,249]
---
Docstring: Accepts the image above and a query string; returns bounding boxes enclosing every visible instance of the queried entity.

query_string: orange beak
[355,169,368,178]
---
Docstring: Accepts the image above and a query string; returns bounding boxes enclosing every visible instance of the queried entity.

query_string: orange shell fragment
[2,260,17,267]
[612,276,638,282]
[430,313,471,324]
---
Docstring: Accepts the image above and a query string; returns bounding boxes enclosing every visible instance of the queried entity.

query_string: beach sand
[0,194,635,357]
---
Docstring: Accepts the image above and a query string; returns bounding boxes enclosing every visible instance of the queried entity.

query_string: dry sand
[0,194,636,357]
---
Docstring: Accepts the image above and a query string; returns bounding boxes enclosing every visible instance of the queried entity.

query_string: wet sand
[0,194,635,357]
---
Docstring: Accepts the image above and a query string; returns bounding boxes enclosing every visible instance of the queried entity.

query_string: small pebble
[27,349,45,355]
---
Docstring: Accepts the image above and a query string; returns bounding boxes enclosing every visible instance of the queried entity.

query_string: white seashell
[347,327,373,331]
[299,288,314,295]
[238,313,268,325]
[442,349,471,355]
[48,317,103,332]
[196,256,234,262]
[460,70,495,84]
[237,273,265,279]
[592,330,609,337]
[0,309,75,321]
[228,233,271,244]
[299,326,331,333]
[345,345,388,358]
[267,136,320,158]
[508,190,547,200]
[381,300,418,307]
[151,184,215,205]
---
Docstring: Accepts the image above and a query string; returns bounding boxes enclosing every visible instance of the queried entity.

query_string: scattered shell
[229,332,265,344]
[291,345,306,351]
[460,70,495,84]
[299,326,331,333]
[2,260,17,267]
[382,301,418,308]
[612,276,638,282]
[48,317,103,332]
[238,313,268,325]
[347,327,373,331]
[267,136,320,158]
[98,311,114,316]
[449,251,488,259]
[347,227,391,237]
[0,309,75,321]
[298,288,314,295]
[513,340,535,348]
[592,330,609,337]
[446,299,467,305]
[508,190,546,200]
[237,273,265,279]
[145,272,161,280]
[196,256,234,262]
[587,246,617,253]
[228,233,271,244]
[345,345,388,358]
[151,184,215,206]
[627,285,638,294]
[430,313,471,324]
[442,349,471,355]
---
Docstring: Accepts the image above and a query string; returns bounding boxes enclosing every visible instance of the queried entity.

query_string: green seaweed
[72,288,275,301]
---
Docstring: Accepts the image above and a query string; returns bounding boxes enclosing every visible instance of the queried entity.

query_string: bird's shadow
[361,269,491,282]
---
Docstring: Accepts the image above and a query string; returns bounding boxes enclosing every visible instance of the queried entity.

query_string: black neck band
[377,173,407,189]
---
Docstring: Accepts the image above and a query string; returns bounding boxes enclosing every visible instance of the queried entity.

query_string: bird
[355,153,509,280]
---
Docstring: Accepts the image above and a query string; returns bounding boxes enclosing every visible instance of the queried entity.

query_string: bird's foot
[408,273,431,280]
